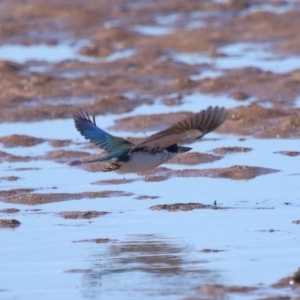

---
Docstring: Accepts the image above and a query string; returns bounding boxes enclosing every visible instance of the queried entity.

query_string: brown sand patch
[230,91,250,101]
[135,195,159,200]
[199,67,300,107]
[2,1,300,57]
[50,139,72,147]
[73,238,111,243]
[197,284,258,297]
[144,165,278,180]
[0,135,45,147]
[79,161,107,172]
[2,190,133,205]
[0,219,21,228]
[0,188,35,198]
[67,152,112,171]
[64,269,92,274]
[1,1,300,129]
[92,178,138,185]
[200,249,225,253]
[275,151,300,157]
[168,152,222,165]
[213,146,252,155]
[0,176,20,181]
[0,208,20,213]
[150,202,227,212]
[143,175,169,182]
[0,151,31,162]
[220,105,300,138]
[0,61,22,72]
[110,112,195,132]
[59,211,108,219]
[43,150,91,163]
[6,167,40,171]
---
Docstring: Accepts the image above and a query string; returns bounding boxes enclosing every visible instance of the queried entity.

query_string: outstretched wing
[131,106,227,152]
[74,111,134,153]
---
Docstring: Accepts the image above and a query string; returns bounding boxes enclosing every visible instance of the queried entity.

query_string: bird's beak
[178,146,192,153]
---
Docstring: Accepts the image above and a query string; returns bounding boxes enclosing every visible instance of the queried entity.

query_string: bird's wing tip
[73,110,97,125]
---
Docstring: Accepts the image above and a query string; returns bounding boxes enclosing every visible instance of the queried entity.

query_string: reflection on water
[81,234,221,299]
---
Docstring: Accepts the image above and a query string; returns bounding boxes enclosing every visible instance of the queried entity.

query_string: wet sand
[1,0,300,299]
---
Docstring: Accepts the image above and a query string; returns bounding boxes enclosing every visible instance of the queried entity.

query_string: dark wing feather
[131,106,227,152]
[74,111,134,153]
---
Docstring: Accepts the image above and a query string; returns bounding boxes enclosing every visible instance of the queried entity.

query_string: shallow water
[0,43,88,63]
[1,111,300,299]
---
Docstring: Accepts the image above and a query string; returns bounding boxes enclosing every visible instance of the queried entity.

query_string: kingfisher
[74,106,227,173]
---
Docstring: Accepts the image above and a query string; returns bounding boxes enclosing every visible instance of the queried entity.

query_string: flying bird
[74,106,227,173]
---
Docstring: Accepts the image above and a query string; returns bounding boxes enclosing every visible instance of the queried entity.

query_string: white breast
[118,150,177,173]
